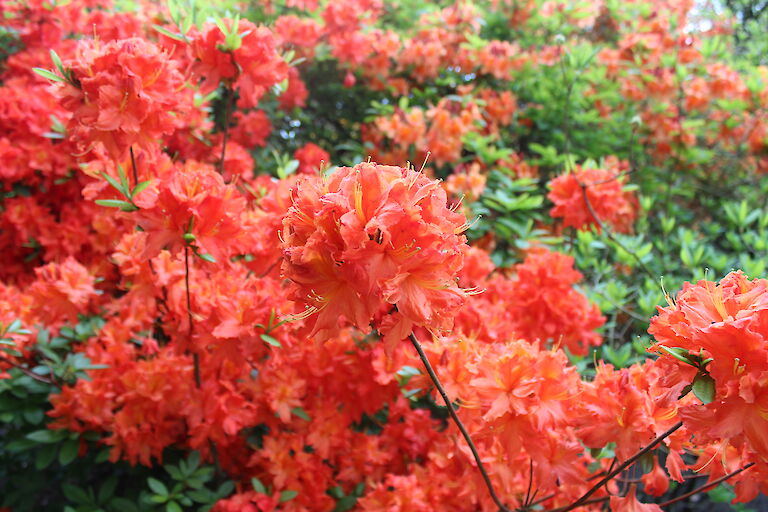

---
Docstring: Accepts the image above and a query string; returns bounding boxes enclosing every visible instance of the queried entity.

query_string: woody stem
[184,245,201,388]
[218,85,233,174]
[657,462,754,508]
[408,332,511,512]
[550,421,683,512]
[130,146,138,186]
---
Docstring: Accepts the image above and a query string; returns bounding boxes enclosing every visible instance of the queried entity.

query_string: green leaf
[59,438,79,465]
[62,484,91,505]
[291,407,310,421]
[153,24,186,42]
[116,165,130,193]
[251,477,267,494]
[98,476,118,503]
[197,253,216,263]
[35,443,58,470]
[658,346,695,366]
[131,180,152,197]
[147,477,169,497]
[50,49,65,75]
[33,67,65,82]
[26,429,66,443]
[280,490,298,503]
[166,501,182,512]
[100,171,126,196]
[334,495,357,512]
[261,334,281,347]
[94,199,139,212]
[187,450,201,471]
[692,374,716,404]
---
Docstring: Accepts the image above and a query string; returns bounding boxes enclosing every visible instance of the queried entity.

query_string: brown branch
[184,245,201,388]
[409,332,511,512]
[577,179,657,281]
[130,145,139,185]
[657,462,755,508]
[546,421,683,512]
[218,85,234,175]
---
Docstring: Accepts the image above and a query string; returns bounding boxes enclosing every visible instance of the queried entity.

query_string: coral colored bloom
[548,160,636,233]
[28,258,97,325]
[54,37,188,160]
[281,162,469,345]
[649,272,768,460]
[507,248,605,355]
[294,143,330,174]
[133,162,246,261]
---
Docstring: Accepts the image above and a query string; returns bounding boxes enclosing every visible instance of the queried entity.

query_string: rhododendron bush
[1,0,768,510]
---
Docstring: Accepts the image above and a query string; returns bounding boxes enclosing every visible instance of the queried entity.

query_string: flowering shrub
[1,0,767,511]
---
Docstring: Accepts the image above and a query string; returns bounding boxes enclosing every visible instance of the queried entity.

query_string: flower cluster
[548,160,637,233]
[281,162,469,346]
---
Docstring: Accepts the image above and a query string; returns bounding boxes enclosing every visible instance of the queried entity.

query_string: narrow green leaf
[291,407,310,421]
[261,334,281,348]
[131,180,152,197]
[61,484,91,505]
[251,477,267,494]
[280,490,298,503]
[153,24,186,42]
[33,68,65,82]
[35,443,58,470]
[197,253,216,263]
[26,429,65,443]
[95,199,133,209]
[100,171,127,195]
[659,346,695,366]
[50,50,65,75]
[116,165,129,194]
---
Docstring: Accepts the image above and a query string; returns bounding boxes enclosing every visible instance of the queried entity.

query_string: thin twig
[546,496,609,512]
[130,146,138,185]
[184,245,201,388]
[578,179,657,281]
[527,493,555,508]
[218,86,234,174]
[548,421,683,512]
[657,462,755,508]
[0,354,60,387]
[524,459,535,508]
[409,332,511,512]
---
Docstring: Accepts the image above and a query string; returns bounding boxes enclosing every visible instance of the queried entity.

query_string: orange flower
[548,159,636,234]
[294,143,330,174]
[28,257,97,325]
[133,162,246,261]
[649,272,768,460]
[281,162,469,346]
[55,37,187,160]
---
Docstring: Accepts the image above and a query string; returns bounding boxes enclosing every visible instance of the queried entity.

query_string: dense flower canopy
[1,0,767,510]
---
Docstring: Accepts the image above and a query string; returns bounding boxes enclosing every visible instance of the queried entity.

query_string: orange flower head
[649,271,768,460]
[55,37,187,160]
[281,162,470,346]
[548,160,636,234]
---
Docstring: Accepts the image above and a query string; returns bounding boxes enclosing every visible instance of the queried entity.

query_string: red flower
[507,248,605,355]
[281,162,469,346]
[54,38,188,160]
[133,162,246,261]
[548,159,636,233]
[293,143,330,174]
[649,272,768,460]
